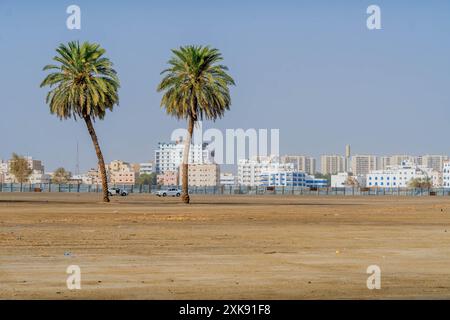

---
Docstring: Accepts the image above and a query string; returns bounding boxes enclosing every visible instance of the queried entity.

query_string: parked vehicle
[107,188,129,196]
[156,188,182,197]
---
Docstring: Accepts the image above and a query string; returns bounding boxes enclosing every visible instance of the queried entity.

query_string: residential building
[154,141,210,174]
[331,172,366,188]
[238,157,294,187]
[351,155,378,176]
[139,162,154,175]
[281,155,316,175]
[443,162,450,188]
[179,164,220,187]
[0,160,7,183]
[107,160,138,185]
[220,172,237,186]
[260,169,327,188]
[260,171,306,187]
[367,160,440,188]
[420,155,449,172]
[320,155,345,175]
[157,171,179,186]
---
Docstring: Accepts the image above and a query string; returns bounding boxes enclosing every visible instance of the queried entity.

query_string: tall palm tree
[40,41,119,202]
[157,46,235,204]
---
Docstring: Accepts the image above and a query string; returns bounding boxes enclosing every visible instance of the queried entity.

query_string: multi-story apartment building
[0,160,7,183]
[443,162,450,188]
[179,164,220,187]
[367,160,440,188]
[281,155,316,175]
[3,156,46,183]
[320,155,345,175]
[260,170,327,188]
[420,155,449,172]
[154,142,210,174]
[107,160,138,185]
[220,172,237,186]
[139,162,153,175]
[351,155,378,176]
[238,158,294,186]
[157,171,179,186]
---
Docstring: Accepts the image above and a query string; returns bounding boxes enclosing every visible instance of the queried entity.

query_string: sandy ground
[1,192,450,300]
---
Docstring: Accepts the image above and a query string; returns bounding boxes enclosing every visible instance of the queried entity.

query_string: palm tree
[157,46,235,204]
[40,41,119,202]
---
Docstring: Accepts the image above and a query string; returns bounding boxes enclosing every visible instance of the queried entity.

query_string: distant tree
[314,173,331,183]
[137,173,157,185]
[409,177,432,189]
[344,176,360,187]
[52,167,72,184]
[9,153,32,183]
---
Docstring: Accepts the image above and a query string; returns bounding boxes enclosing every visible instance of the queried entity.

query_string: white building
[220,172,236,186]
[331,172,366,188]
[238,157,294,187]
[139,162,153,175]
[0,160,8,183]
[443,162,450,188]
[367,160,439,188]
[155,142,210,174]
[260,169,327,188]
[320,155,345,175]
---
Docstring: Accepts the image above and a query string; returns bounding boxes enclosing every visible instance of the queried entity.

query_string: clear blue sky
[0,0,449,172]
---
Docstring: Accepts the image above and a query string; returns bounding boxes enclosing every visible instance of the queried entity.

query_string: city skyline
[1,1,450,172]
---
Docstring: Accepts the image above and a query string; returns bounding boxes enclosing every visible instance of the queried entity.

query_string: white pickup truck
[156,188,182,197]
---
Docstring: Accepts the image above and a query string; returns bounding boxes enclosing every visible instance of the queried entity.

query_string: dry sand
[1,193,450,299]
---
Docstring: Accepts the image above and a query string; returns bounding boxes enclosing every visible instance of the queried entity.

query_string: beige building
[179,164,220,187]
[157,171,179,186]
[281,155,316,175]
[351,155,378,176]
[320,155,345,175]
[107,160,138,185]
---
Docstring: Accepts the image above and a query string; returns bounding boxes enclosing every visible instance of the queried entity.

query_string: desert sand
[1,193,450,299]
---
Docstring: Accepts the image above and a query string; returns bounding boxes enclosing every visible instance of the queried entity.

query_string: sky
[0,0,449,173]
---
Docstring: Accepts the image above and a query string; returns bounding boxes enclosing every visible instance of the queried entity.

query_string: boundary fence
[1,183,450,196]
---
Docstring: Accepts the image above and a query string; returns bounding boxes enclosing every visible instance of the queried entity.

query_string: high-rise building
[281,155,316,175]
[320,155,345,175]
[154,141,210,174]
[420,155,449,172]
[351,155,378,176]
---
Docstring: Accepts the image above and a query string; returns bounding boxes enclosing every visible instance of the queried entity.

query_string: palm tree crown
[40,41,120,120]
[157,45,235,121]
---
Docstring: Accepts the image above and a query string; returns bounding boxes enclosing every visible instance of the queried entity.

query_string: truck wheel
[176,193,181,197]
[163,193,167,197]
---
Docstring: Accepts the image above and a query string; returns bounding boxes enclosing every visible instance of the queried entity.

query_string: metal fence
[1,183,450,196]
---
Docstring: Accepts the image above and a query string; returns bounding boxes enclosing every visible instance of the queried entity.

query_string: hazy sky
[1,0,449,172]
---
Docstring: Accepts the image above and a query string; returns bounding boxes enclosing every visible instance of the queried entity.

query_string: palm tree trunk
[181,117,194,204]
[83,115,110,203]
